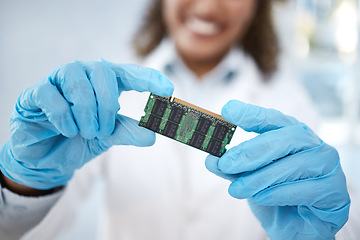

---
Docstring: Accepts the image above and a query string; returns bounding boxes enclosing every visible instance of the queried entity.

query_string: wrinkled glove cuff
[0,142,72,190]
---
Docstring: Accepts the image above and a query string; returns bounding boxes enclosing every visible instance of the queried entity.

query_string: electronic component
[168,106,184,124]
[206,139,223,156]
[139,93,237,157]
[146,115,162,132]
[163,121,178,138]
[189,132,206,149]
[212,123,228,141]
[151,99,167,117]
[195,117,212,134]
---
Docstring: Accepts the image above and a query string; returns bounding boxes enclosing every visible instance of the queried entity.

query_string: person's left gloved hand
[205,100,350,240]
[0,61,174,190]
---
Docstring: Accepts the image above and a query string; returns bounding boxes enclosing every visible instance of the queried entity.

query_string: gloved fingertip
[221,100,245,123]
[137,129,156,147]
[204,155,220,172]
[228,180,245,199]
[62,127,79,138]
[205,155,240,181]
[81,131,98,140]
[97,59,114,70]
[118,125,156,147]
[156,75,174,97]
[97,119,116,140]
[218,155,238,174]
[107,115,156,147]
[96,130,112,140]
[150,75,174,97]
[79,120,99,140]
[54,117,79,138]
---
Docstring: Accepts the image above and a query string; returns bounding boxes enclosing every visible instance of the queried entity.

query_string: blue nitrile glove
[205,100,350,240]
[0,60,174,190]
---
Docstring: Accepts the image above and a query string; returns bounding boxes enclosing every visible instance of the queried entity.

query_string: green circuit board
[139,93,237,157]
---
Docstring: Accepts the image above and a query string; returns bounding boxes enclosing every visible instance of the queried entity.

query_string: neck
[180,53,226,79]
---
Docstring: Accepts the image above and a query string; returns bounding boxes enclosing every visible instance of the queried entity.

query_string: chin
[189,51,218,62]
[179,43,227,62]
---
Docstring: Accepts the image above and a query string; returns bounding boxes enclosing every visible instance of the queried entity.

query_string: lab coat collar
[142,38,246,85]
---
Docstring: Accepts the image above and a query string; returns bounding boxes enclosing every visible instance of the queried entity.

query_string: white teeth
[186,17,220,36]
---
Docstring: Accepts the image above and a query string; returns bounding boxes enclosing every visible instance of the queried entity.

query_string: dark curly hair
[133,0,280,78]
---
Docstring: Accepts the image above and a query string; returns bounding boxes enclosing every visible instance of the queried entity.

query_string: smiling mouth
[185,17,222,36]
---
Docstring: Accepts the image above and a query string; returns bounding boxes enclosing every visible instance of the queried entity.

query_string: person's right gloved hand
[205,100,350,240]
[0,60,174,190]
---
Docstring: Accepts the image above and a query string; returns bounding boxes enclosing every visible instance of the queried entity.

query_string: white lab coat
[4,40,321,240]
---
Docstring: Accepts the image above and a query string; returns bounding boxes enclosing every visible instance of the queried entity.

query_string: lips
[185,17,222,36]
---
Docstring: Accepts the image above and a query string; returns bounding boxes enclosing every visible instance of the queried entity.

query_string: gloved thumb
[101,114,156,148]
[221,100,299,134]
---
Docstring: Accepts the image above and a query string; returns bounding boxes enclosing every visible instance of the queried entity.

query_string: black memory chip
[189,132,206,149]
[146,115,162,132]
[206,139,223,156]
[195,117,212,134]
[163,122,178,139]
[168,106,184,124]
[212,124,228,141]
[151,99,167,117]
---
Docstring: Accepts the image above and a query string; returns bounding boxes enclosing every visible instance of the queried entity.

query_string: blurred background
[0,0,359,238]
[3,0,359,187]
[0,0,359,187]
[275,0,360,195]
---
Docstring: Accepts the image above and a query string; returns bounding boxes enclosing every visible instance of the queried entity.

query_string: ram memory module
[139,93,237,157]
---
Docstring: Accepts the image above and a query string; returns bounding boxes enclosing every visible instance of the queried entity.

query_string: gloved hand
[205,100,350,240]
[0,60,174,190]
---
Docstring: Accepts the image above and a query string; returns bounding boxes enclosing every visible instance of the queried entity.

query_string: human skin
[162,0,258,77]
[1,172,57,196]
